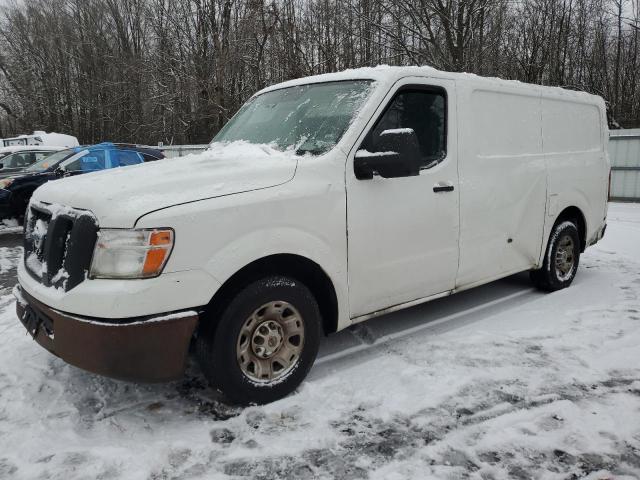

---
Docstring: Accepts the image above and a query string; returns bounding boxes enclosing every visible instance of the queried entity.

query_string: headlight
[0,178,14,189]
[90,228,174,279]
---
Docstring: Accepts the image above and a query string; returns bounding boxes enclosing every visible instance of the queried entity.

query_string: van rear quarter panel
[456,81,547,287]
[541,94,608,254]
[457,80,607,288]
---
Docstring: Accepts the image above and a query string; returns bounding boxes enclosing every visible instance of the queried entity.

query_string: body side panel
[456,80,547,287]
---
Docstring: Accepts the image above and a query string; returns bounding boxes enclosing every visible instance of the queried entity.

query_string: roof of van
[256,65,603,104]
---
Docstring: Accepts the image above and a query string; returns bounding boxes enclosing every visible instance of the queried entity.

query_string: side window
[35,151,54,162]
[361,88,447,169]
[18,152,36,166]
[5,151,46,167]
[3,153,28,168]
[112,150,143,168]
[65,150,106,172]
[141,153,160,162]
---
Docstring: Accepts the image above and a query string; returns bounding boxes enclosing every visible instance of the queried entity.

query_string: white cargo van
[15,66,609,404]
[1,131,79,148]
[0,132,79,161]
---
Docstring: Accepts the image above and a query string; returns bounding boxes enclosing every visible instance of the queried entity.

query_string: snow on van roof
[256,65,603,104]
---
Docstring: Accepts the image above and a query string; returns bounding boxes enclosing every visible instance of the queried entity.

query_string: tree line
[0,0,639,145]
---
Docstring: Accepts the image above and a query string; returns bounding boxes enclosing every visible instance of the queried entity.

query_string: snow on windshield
[212,80,374,156]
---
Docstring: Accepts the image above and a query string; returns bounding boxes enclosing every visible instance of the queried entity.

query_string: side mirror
[54,166,66,177]
[354,128,421,180]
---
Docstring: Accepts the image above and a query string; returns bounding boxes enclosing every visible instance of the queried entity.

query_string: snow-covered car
[14,66,610,405]
[0,146,64,177]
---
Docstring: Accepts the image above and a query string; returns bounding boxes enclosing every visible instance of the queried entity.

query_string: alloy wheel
[555,234,576,281]
[236,301,305,383]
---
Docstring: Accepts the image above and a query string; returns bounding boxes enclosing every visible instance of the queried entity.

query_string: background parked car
[0,142,163,220]
[0,147,64,176]
[1,131,79,149]
[0,145,47,161]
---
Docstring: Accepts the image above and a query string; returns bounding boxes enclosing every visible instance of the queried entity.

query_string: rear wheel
[196,275,321,405]
[530,220,581,291]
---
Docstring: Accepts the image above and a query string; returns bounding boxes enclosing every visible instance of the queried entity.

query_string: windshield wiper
[295,146,327,156]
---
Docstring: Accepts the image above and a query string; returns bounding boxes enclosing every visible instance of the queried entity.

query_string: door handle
[433,183,454,193]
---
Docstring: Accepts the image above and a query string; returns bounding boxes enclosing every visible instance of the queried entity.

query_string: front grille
[24,203,98,291]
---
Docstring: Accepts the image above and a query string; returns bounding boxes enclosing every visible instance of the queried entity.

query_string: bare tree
[0,0,639,143]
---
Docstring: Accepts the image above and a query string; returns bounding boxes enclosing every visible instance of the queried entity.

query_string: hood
[31,142,298,227]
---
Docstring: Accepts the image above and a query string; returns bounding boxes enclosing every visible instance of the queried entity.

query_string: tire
[12,189,34,224]
[530,220,581,292]
[196,275,322,405]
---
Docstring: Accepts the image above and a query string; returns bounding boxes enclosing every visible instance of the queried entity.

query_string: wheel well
[203,254,339,335]
[556,206,586,252]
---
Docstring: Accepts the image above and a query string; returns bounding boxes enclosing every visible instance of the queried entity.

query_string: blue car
[0,142,163,219]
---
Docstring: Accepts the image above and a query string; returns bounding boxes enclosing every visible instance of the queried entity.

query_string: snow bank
[380,128,415,135]
[0,218,21,235]
[355,150,397,157]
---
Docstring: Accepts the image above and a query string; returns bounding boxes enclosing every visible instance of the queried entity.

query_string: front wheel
[530,220,581,291]
[196,276,321,405]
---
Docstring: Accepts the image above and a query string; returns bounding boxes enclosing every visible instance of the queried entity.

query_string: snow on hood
[31,141,298,227]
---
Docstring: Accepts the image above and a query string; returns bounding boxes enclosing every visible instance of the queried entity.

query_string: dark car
[0,142,163,220]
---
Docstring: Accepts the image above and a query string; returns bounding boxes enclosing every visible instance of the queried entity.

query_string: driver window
[361,88,447,169]
[65,150,106,172]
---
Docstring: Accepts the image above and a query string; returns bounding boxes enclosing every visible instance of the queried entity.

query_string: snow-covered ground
[1,203,639,479]
[0,218,21,236]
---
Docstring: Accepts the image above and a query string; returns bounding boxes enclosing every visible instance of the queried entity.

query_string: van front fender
[203,227,350,331]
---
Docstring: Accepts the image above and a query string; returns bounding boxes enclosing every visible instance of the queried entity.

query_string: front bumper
[18,260,219,319]
[14,284,199,382]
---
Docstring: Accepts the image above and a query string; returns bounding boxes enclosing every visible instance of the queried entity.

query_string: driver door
[346,78,459,318]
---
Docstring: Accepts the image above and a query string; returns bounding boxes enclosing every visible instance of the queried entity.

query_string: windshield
[26,149,76,172]
[212,80,374,155]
